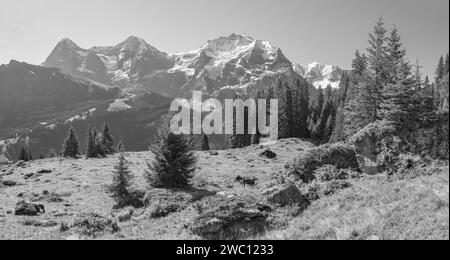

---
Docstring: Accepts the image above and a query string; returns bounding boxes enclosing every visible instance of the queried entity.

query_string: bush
[71,213,119,237]
[143,189,192,218]
[286,143,359,183]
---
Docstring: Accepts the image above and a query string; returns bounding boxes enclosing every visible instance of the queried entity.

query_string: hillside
[0,139,447,240]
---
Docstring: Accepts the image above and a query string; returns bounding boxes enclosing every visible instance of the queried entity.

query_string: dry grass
[0,138,448,240]
[263,166,449,240]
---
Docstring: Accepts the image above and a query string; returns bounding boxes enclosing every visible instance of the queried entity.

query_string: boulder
[14,201,45,216]
[191,195,271,239]
[264,183,310,209]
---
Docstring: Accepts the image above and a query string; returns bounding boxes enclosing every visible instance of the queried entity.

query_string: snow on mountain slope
[293,61,342,89]
[42,36,173,87]
[43,34,341,97]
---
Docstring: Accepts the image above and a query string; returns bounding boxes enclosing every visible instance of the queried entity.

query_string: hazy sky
[1,0,448,77]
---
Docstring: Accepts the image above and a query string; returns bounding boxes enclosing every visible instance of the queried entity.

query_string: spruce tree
[85,125,97,158]
[145,122,197,188]
[107,154,134,208]
[444,53,450,75]
[297,78,310,138]
[435,55,445,82]
[284,83,294,137]
[102,123,115,155]
[352,50,368,79]
[61,127,80,158]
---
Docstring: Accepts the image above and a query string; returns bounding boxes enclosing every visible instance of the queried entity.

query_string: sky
[0,0,448,78]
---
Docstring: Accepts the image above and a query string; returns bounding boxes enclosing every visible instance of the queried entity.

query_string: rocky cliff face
[42,34,324,99]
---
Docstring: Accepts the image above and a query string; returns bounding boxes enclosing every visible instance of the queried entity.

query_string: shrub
[143,189,191,218]
[71,213,119,237]
[145,123,197,189]
[286,143,359,183]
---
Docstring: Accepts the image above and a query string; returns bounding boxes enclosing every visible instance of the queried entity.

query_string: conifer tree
[107,154,134,208]
[85,125,97,158]
[61,127,80,158]
[352,50,368,79]
[145,122,197,188]
[102,123,115,155]
[297,78,310,138]
[284,83,294,137]
[435,55,445,81]
[444,53,450,75]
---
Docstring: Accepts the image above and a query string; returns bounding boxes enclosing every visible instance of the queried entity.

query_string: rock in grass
[260,149,277,159]
[14,201,45,216]
[265,183,310,209]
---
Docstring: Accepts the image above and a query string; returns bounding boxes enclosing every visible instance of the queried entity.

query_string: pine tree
[61,127,80,158]
[85,125,97,158]
[297,78,310,138]
[444,53,450,75]
[387,25,409,84]
[435,55,445,82]
[145,122,197,188]
[102,123,115,155]
[346,17,390,135]
[107,154,134,208]
[201,134,210,151]
[284,83,294,137]
[352,50,368,78]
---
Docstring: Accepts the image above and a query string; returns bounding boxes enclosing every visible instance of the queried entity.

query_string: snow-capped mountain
[42,36,173,87]
[43,34,340,98]
[42,34,298,97]
[167,33,296,98]
[293,62,342,89]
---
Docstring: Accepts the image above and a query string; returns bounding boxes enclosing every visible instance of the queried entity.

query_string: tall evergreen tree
[352,50,368,78]
[102,123,115,155]
[298,79,310,138]
[107,154,134,208]
[85,125,97,158]
[284,83,294,137]
[435,55,445,82]
[146,122,197,188]
[444,53,450,75]
[61,127,80,158]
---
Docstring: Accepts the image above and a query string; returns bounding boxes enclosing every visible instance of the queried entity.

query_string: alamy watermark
[169,91,279,141]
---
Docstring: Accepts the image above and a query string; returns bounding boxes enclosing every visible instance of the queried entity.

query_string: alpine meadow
[0,0,448,243]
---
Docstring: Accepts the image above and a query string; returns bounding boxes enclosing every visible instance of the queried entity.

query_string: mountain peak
[57,38,83,50]
[116,36,161,55]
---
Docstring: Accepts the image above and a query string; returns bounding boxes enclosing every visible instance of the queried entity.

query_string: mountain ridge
[42,34,343,97]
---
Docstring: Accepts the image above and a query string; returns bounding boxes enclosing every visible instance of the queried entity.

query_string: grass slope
[0,139,448,240]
